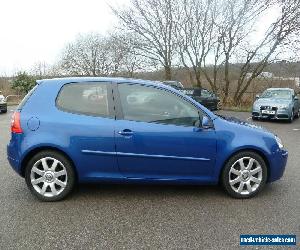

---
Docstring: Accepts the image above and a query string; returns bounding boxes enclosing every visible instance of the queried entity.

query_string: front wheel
[25,150,75,201]
[221,151,267,199]
[295,109,300,119]
[288,110,294,123]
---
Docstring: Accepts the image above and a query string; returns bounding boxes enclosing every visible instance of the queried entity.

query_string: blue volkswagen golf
[7,77,288,201]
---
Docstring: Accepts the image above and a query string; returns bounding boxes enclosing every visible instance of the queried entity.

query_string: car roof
[36,77,217,120]
[37,77,170,89]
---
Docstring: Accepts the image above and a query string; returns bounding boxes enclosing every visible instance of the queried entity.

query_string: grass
[222,106,252,112]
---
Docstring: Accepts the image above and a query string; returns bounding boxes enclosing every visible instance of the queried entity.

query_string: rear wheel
[25,150,75,201]
[221,151,267,199]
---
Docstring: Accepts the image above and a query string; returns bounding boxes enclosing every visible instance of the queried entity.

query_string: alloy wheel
[30,157,68,197]
[228,157,262,195]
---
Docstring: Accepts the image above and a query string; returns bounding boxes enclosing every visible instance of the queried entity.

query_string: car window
[118,84,201,127]
[201,89,213,98]
[56,83,110,117]
[260,89,292,100]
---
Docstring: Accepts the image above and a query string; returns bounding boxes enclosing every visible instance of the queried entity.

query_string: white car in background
[0,91,7,113]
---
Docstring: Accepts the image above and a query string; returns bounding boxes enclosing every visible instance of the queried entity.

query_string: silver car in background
[0,91,7,113]
[252,88,299,122]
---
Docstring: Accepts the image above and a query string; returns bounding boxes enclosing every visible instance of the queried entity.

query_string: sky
[0,0,278,76]
[0,0,130,75]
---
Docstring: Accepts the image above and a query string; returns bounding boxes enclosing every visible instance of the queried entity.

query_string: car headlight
[277,104,288,110]
[253,103,260,110]
[275,136,284,149]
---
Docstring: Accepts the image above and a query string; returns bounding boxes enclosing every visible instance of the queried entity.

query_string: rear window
[56,83,110,117]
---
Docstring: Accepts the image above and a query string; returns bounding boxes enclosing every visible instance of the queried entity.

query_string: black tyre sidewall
[25,150,75,202]
[289,110,294,123]
[221,151,267,199]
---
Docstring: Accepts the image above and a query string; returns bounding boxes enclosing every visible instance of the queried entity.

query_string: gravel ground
[0,108,299,249]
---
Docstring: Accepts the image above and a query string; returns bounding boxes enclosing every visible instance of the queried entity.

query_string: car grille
[260,106,277,111]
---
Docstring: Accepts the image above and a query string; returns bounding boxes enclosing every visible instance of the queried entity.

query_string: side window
[56,83,110,117]
[118,84,201,127]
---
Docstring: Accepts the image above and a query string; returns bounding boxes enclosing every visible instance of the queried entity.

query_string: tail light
[11,111,23,134]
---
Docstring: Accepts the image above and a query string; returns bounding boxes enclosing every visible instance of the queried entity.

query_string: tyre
[221,151,267,199]
[252,116,258,121]
[288,110,294,123]
[25,150,75,201]
[295,109,300,119]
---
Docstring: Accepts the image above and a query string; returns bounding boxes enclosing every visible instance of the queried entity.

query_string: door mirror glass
[201,116,212,129]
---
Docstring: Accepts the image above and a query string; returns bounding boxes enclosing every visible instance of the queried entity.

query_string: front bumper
[268,148,288,182]
[252,108,291,120]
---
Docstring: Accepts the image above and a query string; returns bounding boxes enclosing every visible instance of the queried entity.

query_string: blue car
[7,77,288,201]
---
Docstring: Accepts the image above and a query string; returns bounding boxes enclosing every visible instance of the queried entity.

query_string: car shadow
[70,183,225,201]
[67,182,277,202]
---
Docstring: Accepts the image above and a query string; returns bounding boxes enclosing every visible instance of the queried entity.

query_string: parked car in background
[0,91,7,113]
[7,77,288,201]
[162,81,220,111]
[252,88,299,122]
[162,80,184,90]
[181,88,220,111]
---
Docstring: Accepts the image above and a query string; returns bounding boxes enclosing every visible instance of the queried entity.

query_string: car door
[114,83,217,180]
[55,82,119,180]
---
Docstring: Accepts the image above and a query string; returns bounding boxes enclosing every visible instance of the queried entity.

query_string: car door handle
[118,129,133,136]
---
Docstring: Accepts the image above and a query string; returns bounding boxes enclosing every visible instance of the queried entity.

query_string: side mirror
[202,116,212,129]
[294,96,299,101]
[255,95,260,99]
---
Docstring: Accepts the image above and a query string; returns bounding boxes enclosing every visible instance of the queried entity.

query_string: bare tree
[111,33,149,77]
[60,33,111,76]
[107,33,148,77]
[175,0,219,88]
[112,0,178,80]
[215,0,273,104]
[186,0,300,105]
[232,0,300,105]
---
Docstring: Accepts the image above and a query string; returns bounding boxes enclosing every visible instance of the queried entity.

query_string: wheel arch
[218,148,270,183]
[20,146,78,180]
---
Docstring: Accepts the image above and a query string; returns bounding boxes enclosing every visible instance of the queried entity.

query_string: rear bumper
[7,134,23,176]
[7,155,21,175]
[268,149,288,182]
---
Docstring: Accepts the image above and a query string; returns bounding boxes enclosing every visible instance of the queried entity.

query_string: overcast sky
[0,0,277,76]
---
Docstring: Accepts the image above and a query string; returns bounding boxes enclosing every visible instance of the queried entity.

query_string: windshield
[201,89,213,98]
[260,89,292,100]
